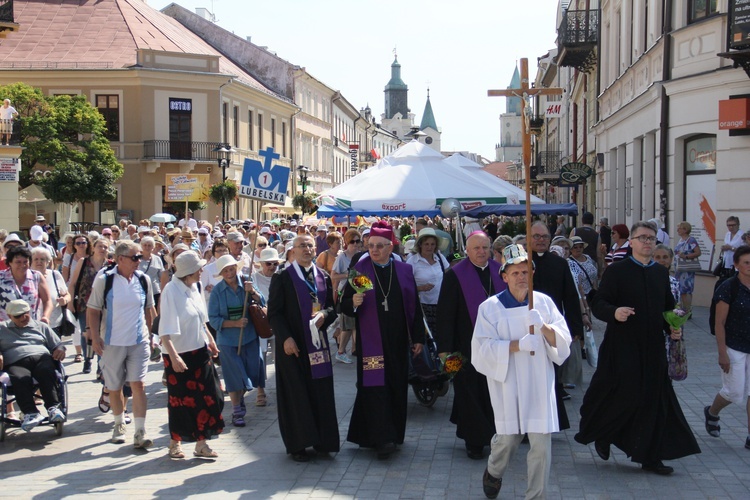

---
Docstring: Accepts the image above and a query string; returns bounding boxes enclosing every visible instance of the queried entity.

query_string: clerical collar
[373,257,392,268]
[628,256,656,268]
[472,262,488,271]
[498,289,528,308]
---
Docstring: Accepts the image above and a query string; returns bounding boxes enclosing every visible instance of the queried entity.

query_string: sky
[150,0,561,161]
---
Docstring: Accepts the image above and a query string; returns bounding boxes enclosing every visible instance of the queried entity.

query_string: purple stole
[289,263,333,380]
[453,259,506,325]
[354,255,417,387]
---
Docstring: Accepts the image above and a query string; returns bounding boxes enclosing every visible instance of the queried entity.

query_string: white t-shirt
[0,105,17,120]
[158,275,208,354]
[723,230,744,268]
[87,267,154,346]
[178,218,199,230]
[405,252,448,305]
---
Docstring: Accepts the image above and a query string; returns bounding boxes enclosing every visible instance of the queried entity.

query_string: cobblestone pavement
[1,306,749,499]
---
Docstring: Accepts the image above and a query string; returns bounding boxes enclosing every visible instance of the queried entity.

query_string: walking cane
[237,233,258,355]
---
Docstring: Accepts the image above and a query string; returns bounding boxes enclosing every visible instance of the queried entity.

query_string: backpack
[101,265,150,315]
[709,276,740,336]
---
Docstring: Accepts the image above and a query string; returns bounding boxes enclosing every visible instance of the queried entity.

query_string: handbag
[676,257,701,273]
[713,257,725,277]
[667,337,687,381]
[570,257,598,304]
[584,328,598,368]
[407,311,442,383]
[248,301,273,339]
[51,271,77,337]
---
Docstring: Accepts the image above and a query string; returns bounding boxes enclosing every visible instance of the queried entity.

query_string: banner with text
[349,144,359,172]
[239,147,290,205]
[0,158,20,182]
[165,174,210,202]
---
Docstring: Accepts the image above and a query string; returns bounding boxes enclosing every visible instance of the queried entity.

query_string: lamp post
[213,144,235,222]
[297,165,310,215]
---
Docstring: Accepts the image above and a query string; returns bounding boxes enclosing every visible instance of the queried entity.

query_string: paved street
[1,306,750,499]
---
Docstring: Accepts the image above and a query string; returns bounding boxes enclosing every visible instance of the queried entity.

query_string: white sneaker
[48,406,65,424]
[133,429,153,449]
[335,352,352,364]
[111,423,127,444]
[21,413,44,432]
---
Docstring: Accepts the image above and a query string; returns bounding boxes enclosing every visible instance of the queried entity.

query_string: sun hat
[29,225,45,242]
[226,231,245,243]
[569,235,588,248]
[501,244,532,273]
[198,227,209,235]
[213,254,241,277]
[3,233,24,248]
[174,251,206,278]
[166,223,175,229]
[137,225,150,234]
[180,228,195,241]
[260,227,271,234]
[315,226,326,232]
[258,248,283,263]
[35,215,46,222]
[5,299,30,316]
[551,235,572,248]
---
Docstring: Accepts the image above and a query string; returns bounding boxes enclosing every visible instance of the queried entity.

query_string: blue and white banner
[239,147,290,204]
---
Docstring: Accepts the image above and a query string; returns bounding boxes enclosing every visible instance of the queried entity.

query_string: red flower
[171,432,181,441]
[169,396,182,407]
[163,357,170,368]
[182,396,197,408]
[168,374,178,386]
[198,383,205,391]
[197,409,210,425]
[204,395,215,407]
[186,380,197,390]
[208,417,216,426]
[194,368,202,379]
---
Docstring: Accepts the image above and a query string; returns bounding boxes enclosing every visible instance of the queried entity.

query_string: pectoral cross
[488,58,563,354]
[382,298,389,312]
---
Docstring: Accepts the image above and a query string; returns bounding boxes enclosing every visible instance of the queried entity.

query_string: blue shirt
[208,276,266,346]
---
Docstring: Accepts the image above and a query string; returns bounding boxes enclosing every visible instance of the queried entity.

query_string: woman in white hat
[406,228,449,334]
[160,251,223,458]
[208,254,268,424]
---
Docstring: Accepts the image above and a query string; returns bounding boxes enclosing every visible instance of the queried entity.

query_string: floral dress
[0,269,42,321]
[674,237,699,295]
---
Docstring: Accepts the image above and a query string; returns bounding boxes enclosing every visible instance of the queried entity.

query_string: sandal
[168,442,185,459]
[74,354,83,363]
[98,388,111,413]
[194,442,218,458]
[704,405,720,437]
[255,393,267,407]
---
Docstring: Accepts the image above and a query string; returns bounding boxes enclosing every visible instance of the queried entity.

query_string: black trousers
[6,353,60,414]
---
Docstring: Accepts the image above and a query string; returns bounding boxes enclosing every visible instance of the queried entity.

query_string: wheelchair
[0,361,69,441]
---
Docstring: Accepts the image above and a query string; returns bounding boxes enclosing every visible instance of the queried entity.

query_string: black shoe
[291,449,309,462]
[595,440,610,461]
[482,468,502,499]
[641,460,674,475]
[376,442,396,460]
[83,359,92,374]
[561,390,571,401]
[466,444,484,460]
[581,348,587,360]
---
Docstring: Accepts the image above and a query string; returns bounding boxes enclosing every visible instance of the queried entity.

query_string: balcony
[0,118,23,146]
[557,9,599,72]
[534,151,563,182]
[0,0,19,38]
[142,140,221,162]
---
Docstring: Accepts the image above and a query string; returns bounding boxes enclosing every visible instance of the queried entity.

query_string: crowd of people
[0,210,749,498]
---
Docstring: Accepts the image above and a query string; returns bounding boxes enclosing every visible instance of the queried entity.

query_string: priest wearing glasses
[341,221,425,459]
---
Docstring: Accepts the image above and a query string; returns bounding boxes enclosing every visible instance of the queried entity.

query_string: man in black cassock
[268,234,339,462]
[341,223,425,459]
[575,221,700,475]
[435,231,505,459]
[529,221,583,429]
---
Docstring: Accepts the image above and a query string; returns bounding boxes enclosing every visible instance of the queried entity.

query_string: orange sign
[718,98,750,130]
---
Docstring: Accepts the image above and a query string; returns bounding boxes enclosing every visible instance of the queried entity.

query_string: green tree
[0,82,123,220]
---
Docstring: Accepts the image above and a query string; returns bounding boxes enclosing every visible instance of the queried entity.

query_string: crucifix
[488,57,563,345]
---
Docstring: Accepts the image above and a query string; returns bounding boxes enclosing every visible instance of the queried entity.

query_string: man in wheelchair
[0,299,66,431]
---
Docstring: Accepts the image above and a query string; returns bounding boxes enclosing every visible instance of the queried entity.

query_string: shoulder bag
[248,298,273,339]
[570,257,597,303]
[51,271,77,337]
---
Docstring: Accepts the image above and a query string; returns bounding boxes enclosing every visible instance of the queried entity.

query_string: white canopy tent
[319,141,543,215]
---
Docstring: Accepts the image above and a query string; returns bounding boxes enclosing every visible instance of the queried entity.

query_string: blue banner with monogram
[239,147,290,205]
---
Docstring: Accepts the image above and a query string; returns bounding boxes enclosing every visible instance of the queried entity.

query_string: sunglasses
[257,243,267,248]
[264,262,278,267]
[123,254,143,262]
[75,241,88,246]
[349,239,361,244]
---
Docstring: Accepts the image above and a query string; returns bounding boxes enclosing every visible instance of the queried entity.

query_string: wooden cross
[488,57,563,340]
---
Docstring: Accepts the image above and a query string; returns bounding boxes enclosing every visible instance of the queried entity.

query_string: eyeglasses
[368,243,391,250]
[264,262,278,267]
[75,241,88,246]
[12,312,29,319]
[349,239,361,244]
[296,244,314,249]
[631,235,657,243]
[727,223,738,227]
[123,254,143,262]
[257,243,267,248]
[531,234,551,240]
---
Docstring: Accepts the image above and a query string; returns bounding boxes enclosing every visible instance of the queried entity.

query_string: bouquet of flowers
[663,307,691,329]
[348,269,374,293]
[441,352,467,380]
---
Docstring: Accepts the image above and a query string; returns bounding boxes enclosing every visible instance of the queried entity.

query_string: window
[99,185,119,225]
[169,98,192,160]
[96,95,120,141]
[222,102,228,144]
[282,122,287,157]
[248,110,254,150]
[258,114,264,150]
[233,106,239,147]
[271,118,276,149]
[689,0,718,23]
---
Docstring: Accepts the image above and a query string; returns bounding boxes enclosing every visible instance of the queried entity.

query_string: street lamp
[213,143,235,222]
[298,165,310,215]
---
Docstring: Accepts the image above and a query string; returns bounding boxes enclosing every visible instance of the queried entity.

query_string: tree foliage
[0,82,123,212]
[292,191,317,214]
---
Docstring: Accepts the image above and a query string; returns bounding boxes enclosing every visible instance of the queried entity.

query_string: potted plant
[208,179,238,206]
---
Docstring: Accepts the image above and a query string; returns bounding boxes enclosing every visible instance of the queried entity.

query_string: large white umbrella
[321,141,542,214]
